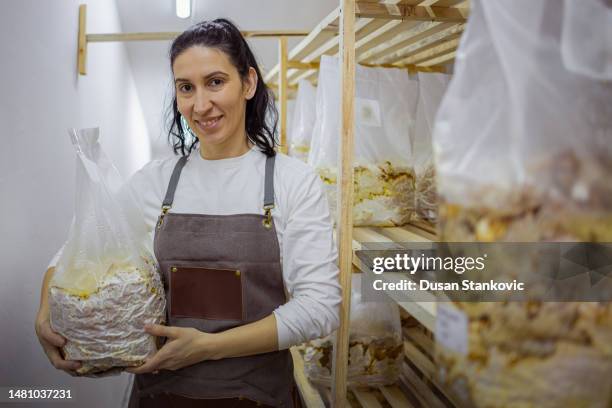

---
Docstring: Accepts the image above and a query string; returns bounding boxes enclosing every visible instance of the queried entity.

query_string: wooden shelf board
[401,361,448,408]
[379,385,417,408]
[403,326,434,356]
[291,347,326,408]
[265,0,469,85]
[404,340,437,379]
[352,388,384,408]
[355,3,468,23]
[403,221,438,239]
[419,50,456,66]
[356,20,421,60]
[385,28,463,65]
[264,7,340,82]
[398,299,437,333]
[357,21,444,63]
[398,36,460,65]
[351,224,438,331]
[403,349,464,408]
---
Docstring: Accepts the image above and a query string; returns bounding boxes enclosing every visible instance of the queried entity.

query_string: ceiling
[112,0,335,158]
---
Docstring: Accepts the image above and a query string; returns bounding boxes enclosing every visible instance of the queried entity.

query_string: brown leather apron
[129,154,296,407]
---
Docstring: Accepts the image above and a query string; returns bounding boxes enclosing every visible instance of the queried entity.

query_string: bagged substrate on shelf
[288,80,316,162]
[432,1,612,407]
[303,275,403,387]
[308,55,419,226]
[49,128,165,377]
[413,72,450,223]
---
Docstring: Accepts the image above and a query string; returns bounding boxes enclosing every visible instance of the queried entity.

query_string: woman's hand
[35,316,81,376]
[128,315,279,374]
[126,324,216,374]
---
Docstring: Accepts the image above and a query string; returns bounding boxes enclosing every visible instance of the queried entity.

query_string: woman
[35,19,341,407]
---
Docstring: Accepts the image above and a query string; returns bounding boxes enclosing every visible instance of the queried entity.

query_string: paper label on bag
[355,98,382,127]
[436,303,468,355]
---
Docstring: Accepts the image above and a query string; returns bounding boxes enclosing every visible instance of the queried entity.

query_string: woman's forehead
[172,46,235,78]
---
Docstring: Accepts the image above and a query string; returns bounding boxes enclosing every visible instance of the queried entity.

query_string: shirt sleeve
[273,169,341,349]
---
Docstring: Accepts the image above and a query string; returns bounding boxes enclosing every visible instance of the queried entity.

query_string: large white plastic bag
[413,72,450,223]
[289,80,317,162]
[308,55,419,226]
[432,1,612,407]
[50,128,165,377]
[434,0,612,216]
[303,275,403,387]
[561,0,612,81]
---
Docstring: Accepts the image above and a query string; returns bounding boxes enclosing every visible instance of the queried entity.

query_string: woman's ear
[244,67,258,100]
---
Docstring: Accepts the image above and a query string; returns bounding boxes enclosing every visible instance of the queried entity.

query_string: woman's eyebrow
[202,71,229,79]
[174,71,229,84]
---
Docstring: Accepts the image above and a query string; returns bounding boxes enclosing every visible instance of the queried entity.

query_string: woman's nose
[193,90,212,115]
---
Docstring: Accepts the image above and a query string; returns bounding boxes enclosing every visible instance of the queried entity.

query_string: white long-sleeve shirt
[50,147,341,349]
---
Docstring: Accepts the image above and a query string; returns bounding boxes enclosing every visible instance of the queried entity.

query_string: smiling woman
[173,46,257,159]
[167,19,278,159]
[36,18,340,408]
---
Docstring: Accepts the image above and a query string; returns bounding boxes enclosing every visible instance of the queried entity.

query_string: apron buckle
[262,205,274,229]
[156,205,172,229]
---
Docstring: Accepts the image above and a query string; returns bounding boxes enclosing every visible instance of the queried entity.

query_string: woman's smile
[194,115,223,132]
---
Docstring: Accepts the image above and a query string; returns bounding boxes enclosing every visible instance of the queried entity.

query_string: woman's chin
[198,134,227,146]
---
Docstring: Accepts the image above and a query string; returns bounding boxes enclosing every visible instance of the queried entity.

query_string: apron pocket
[169,266,244,321]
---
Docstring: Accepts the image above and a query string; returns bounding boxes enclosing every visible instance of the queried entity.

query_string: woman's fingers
[36,318,80,375]
[38,320,66,348]
[42,340,81,372]
[125,353,163,374]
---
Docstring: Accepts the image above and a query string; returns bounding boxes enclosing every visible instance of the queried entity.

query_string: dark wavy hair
[167,19,278,156]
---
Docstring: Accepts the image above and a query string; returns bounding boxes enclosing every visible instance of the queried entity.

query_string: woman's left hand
[126,324,216,374]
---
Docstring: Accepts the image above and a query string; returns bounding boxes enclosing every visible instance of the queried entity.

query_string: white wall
[0,1,149,406]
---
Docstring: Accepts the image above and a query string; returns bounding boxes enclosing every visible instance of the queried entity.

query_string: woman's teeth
[196,116,221,129]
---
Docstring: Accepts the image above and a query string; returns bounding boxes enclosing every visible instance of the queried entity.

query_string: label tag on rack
[436,303,468,355]
[355,98,382,127]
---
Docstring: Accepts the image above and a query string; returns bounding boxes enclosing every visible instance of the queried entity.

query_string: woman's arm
[272,166,342,348]
[209,313,278,358]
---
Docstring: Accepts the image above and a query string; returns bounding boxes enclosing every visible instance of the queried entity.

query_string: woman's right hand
[35,314,81,375]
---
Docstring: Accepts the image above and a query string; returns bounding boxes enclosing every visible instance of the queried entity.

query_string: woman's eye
[209,78,224,88]
[178,84,193,92]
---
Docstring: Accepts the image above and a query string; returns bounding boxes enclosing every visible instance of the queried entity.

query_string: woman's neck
[199,136,251,160]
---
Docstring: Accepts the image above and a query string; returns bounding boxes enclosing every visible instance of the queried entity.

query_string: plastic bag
[49,128,165,377]
[434,0,612,226]
[289,80,317,162]
[308,55,419,226]
[303,275,403,387]
[413,72,450,223]
[561,0,612,81]
[433,1,612,406]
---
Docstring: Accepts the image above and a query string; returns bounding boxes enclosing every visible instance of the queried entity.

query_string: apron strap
[160,152,275,210]
[162,155,189,209]
[262,154,276,229]
[263,154,276,209]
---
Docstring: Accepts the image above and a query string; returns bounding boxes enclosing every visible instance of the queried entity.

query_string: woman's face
[172,46,257,151]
